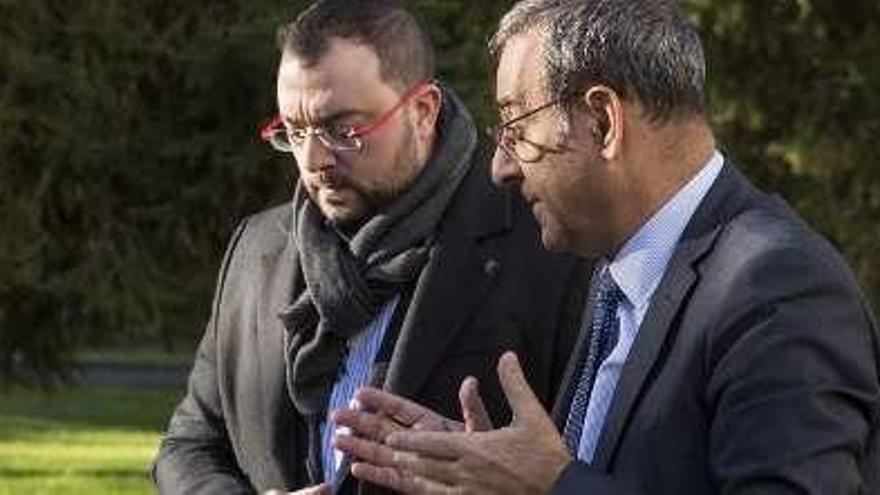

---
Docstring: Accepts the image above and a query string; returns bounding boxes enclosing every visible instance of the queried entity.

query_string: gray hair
[490,0,707,123]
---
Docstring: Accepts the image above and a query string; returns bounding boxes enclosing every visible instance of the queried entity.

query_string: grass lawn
[0,386,183,494]
[75,345,194,368]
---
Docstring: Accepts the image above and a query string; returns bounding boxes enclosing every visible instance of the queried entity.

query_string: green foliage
[685,0,880,303]
[1,0,878,383]
[412,1,509,123]
[0,0,300,383]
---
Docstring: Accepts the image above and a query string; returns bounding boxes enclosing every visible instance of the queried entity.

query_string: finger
[350,462,424,494]
[355,387,434,427]
[352,462,455,495]
[332,408,402,442]
[406,473,456,495]
[392,451,460,486]
[332,433,395,467]
[411,415,464,433]
[276,483,330,495]
[458,376,493,432]
[497,352,546,424]
[310,483,331,495]
[386,430,463,460]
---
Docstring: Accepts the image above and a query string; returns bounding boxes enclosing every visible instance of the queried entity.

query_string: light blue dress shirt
[320,295,400,482]
[576,151,724,462]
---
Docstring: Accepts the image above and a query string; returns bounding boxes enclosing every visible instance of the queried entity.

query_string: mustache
[307,168,393,213]
[314,169,353,189]
[309,169,374,199]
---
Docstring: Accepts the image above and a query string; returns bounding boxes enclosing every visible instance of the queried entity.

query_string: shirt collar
[607,151,724,310]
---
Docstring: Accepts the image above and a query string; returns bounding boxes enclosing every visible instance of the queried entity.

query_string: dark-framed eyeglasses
[260,80,432,154]
[485,96,570,163]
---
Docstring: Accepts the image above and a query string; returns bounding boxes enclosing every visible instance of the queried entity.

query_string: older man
[334,0,880,493]
[151,1,588,494]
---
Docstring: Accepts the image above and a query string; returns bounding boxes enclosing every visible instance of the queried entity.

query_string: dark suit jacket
[552,163,880,494]
[152,155,591,494]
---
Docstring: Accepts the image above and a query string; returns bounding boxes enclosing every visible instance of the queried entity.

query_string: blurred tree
[685,0,880,305]
[1,0,878,384]
[0,0,301,384]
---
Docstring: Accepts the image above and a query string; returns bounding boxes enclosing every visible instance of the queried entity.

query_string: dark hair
[490,0,707,122]
[277,0,435,91]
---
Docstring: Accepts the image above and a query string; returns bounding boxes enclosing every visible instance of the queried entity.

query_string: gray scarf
[281,86,478,416]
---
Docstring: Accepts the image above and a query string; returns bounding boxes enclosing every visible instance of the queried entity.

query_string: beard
[305,121,421,232]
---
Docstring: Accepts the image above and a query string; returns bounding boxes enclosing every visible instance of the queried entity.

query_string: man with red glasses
[151,1,589,494]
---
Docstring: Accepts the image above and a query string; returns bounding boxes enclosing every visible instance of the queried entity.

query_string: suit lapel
[384,221,501,398]
[256,210,312,486]
[384,155,510,399]
[590,243,702,469]
[588,163,756,469]
[264,228,302,412]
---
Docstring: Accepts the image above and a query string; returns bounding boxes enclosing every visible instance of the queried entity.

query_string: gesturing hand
[342,352,572,494]
[332,373,494,486]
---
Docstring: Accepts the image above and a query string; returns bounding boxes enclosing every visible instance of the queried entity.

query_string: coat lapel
[264,212,302,407]
[588,163,756,469]
[259,214,312,484]
[590,241,703,469]
[383,163,510,399]
[384,230,500,398]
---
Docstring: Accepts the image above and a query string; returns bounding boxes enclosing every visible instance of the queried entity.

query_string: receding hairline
[280,35,379,70]
[490,0,708,123]
[275,1,435,93]
[493,29,554,110]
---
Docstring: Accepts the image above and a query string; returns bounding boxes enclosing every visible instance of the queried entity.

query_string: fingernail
[465,376,479,391]
[332,432,349,446]
[503,351,519,365]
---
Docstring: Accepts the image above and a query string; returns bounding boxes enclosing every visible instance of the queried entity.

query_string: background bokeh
[2,0,879,382]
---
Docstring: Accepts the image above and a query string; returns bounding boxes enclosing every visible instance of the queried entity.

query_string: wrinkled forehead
[494,30,549,114]
[276,38,397,123]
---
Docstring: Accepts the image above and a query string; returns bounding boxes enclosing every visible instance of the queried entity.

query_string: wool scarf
[281,86,478,416]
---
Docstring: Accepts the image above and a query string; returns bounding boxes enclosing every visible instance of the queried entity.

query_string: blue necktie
[562,268,624,456]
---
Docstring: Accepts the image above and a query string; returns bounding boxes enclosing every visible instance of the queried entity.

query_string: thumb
[497,351,546,425]
[459,376,493,431]
[311,483,331,495]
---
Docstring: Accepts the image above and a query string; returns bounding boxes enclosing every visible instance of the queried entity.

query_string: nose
[490,146,523,187]
[299,132,336,174]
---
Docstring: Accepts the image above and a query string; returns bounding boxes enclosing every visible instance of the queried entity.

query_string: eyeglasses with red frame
[260,80,432,154]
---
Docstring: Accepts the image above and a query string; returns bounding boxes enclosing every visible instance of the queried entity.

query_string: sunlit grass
[0,386,182,494]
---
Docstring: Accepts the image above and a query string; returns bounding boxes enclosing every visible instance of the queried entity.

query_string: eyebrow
[495,94,516,111]
[282,109,363,128]
[497,89,531,112]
